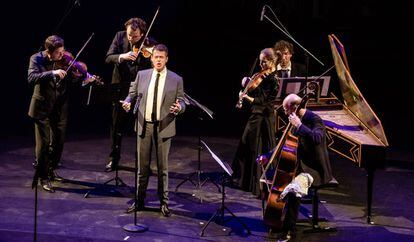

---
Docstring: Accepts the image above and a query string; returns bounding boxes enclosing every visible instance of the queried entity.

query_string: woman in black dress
[232,48,280,196]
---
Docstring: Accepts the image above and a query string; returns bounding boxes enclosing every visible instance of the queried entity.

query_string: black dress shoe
[105,161,118,172]
[126,201,145,213]
[328,178,339,187]
[49,170,64,182]
[160,203,171,217]
[277,230,295,242]
[40,179,55,193]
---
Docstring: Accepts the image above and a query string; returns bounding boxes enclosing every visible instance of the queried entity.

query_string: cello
[261,92,311,231]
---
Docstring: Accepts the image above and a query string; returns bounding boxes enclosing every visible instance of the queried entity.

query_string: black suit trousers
[34,107,67,179]
[109,84,132,162]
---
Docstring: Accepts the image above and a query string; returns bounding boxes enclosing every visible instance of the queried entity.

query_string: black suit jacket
[105,31,153,88]
[27,51,81,120]
[294,109,334,186]
[277,62,307,78]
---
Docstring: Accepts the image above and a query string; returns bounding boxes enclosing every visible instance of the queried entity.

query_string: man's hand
[288,113,302,128]
[120,100,131,112]
[82,73,102,85]
[169,99,182,115]
[119,51,138,62]
[52,69,67,79]
[256,155,269,166]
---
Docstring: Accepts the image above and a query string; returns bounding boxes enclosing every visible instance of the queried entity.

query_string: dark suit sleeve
[28,54,55,85]
[176,76,186,114]
[125,70,140,102]
[105,32,123,64]
[295,114,324,145]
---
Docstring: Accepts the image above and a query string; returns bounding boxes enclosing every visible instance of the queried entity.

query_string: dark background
[1,0,412,151]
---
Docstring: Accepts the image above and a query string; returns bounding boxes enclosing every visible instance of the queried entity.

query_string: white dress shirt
[145,68,167,121]
[277,62,292,77]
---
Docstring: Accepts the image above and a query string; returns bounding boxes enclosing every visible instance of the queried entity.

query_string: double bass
[261,93,311,231]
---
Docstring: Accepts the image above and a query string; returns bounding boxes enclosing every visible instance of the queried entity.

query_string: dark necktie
[151,73,161,121]
[280,69,289,78]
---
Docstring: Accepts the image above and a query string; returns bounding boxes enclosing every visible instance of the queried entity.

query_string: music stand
[276,76,331,100]
[175,93,220,203]
[199,140,251,237]
[84,94,146,198]
[83,167,128,198]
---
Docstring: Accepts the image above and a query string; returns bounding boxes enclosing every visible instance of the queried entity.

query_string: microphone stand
[32,2,80,240]
[123,94,148,232]
[262,12,324,67]
[31,162,41,242]
[37,0,80,52]
[261,6,325,94]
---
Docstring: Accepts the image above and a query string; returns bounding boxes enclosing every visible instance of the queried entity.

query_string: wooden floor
[0,134,413,241]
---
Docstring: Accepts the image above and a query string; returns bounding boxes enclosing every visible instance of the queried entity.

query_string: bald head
[282,94,302,115]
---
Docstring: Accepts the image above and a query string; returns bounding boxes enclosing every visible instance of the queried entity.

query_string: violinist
[231,48,279,196]
[28,35,97,193]
[105,17,157,172]
[260,93,338,240]
[274,40,306,78]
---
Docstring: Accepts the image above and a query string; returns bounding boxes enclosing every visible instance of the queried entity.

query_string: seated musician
[258,93,338,240]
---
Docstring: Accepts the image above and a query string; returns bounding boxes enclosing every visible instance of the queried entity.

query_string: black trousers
[283,193,301,232]
[137,122,171,205]
[108,84,132,163]
[33,109,67,179]
[232,113,276,196]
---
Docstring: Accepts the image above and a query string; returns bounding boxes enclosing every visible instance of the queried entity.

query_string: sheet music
[200,140,233,176]
[276,76,331,98]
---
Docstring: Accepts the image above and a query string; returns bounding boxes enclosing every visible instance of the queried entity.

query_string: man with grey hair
[277,93,338,240]
[257,94,338,241]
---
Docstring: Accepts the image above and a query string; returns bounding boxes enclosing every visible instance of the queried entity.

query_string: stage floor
[0,134,413,241]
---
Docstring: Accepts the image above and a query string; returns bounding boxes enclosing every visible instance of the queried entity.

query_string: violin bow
[65,32,95,73]
[136,6,160,55]
[56,32,95,87]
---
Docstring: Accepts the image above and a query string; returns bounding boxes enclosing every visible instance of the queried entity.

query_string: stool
[299,183,338,233]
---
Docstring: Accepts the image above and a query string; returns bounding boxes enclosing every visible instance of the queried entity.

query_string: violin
[236,68,271,109]
[261,93,310,231]
[55,51,103,85]
[132,39,154,58]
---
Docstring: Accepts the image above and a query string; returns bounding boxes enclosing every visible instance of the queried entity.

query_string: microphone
[260,6,265,21]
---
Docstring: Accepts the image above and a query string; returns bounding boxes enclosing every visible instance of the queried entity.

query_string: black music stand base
[200,174,251,236]
[123,223,148,232]
[175,136,221,203]
[84,169,127,198]
[303,225,337,234]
